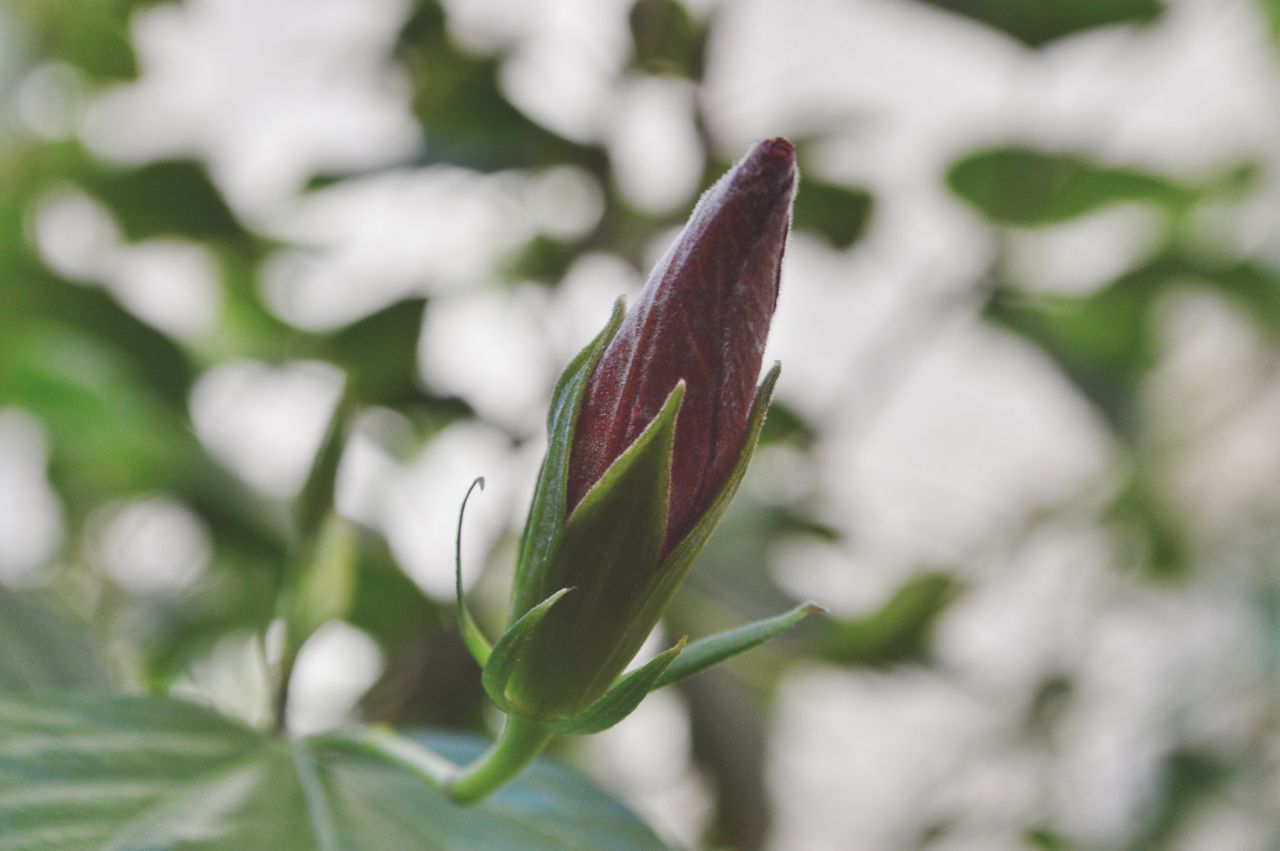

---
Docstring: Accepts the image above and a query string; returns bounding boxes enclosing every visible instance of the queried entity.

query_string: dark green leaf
[84,159,247,242]
[949,146,1195,226]
[906,0,1161,48]
[628,0,707,78]
[396,3,607,173]
[757,400,817,448]
[0,694,669,849]
[311,299,427,407]
[817,572,961,667]
[1129,749,1230,851]
[791,178,874,249]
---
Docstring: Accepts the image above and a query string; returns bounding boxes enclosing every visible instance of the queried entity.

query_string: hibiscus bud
[569,137,797,552]
[499,138,797,724]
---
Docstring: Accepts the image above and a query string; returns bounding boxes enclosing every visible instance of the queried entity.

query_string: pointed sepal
[481,587,572,713]
[551,637,687,735]
[654,601,823,690]
[510,298,625,617]
[633,363,782,628]
[502,382,683,721]
[454,477,493,667]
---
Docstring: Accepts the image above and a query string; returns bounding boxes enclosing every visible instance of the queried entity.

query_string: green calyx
[459,307,815,737]
[502,379,684,721]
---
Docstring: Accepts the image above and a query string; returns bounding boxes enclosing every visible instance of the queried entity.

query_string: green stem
[446,715,554,804]
[272,645,296,735]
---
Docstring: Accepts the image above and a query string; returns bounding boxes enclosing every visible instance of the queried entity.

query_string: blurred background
[3,0,1280,847]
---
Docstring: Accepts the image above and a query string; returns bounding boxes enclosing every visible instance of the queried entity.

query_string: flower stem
[446,715,554,804]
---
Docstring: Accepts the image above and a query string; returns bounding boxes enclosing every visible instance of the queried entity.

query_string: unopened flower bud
[501,138,797,723]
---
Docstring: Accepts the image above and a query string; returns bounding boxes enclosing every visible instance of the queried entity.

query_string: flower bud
[500,139,797,723]
[570,137,797,552]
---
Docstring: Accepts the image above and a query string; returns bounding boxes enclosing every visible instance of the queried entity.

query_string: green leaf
[552,638,686,735]
[0,587,110,695]
[654,602,822,689]
[310,299,428,407]
[455,477,493,667]
[628,0,707,78]
[906,0,1161,48]
[9,0,166,80]
[395,3,608,174]
[481,588,571,713]
[948,146,1196,226]
[818,573,962,667]
[791,178,874,249]
[84,159,247,242]
[0,694,669,850]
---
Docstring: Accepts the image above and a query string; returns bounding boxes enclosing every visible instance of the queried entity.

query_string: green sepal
[502,382,684,721]
[654,601,823,690]
[625,363,782,636]
[481,587,572,713]
[551,637,687,735]
[509,298,625,620]
[455,476,493,667]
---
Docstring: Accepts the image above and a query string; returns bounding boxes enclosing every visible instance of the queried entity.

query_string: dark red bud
[568,138,797,553]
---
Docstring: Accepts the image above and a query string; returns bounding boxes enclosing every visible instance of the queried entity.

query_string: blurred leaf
[988,253,1280,438]
[504,235,584,285]
[1024,673,1073,740]
[1261,0,1280,43]
[0,587,110,695]
[905,0,1161,48]
[791,177,874,249]
[1106,473,1192,581]
[818,572,961,667]
[986,284,1153,436]
[310,299,426,407]
[1130,749,1230,851]
[628,0,707,78]
[949,146,1195,226]
[84,159,248,242]
[1,319,197,511]
[758,400,818,449]
[346,532,442,651]
[1025,827,1074,850]
[397,2,607,174]
[5,270,194,409]
[9,0,167,80]
[0,694,668,849]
